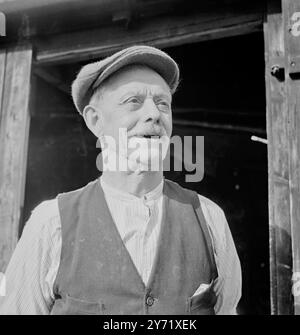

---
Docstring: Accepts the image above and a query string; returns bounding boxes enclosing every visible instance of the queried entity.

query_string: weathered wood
[264,0,293,314]
[0,0,76,9]
[0,0,162,13]
[0,44,32,272]
[0,0,264,46]
[0,49,5,110]
[35,10,263,65]
[282,0,300,315]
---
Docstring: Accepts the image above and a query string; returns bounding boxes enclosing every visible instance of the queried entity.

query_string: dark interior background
[22,32,269,315]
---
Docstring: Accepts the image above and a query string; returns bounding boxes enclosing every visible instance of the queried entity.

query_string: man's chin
[127,154,164,173]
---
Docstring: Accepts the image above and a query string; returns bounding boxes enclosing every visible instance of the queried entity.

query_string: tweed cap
[71,45,180,114]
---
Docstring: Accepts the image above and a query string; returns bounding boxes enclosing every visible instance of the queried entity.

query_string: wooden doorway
[22,32,269,314]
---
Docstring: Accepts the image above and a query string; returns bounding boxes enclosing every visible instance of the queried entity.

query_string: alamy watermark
[95,128,204,183]
[291,12,300,37]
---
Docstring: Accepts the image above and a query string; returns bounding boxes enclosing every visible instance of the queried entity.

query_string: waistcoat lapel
[91,180,146,292]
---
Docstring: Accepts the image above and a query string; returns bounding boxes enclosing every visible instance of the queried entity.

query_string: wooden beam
[283,0,300,315]
[264,0,293,315]
[0,0,123,15]
[0,0,80,11]
[0,0,167,14]
[0,0,131,41]
[0,44,32,272]
[34,10,263,65]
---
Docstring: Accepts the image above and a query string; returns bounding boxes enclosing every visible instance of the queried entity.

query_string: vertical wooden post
[0,44,32,272]
[282,0,300,315]
[264,0,294,314]
[265,0,300,314]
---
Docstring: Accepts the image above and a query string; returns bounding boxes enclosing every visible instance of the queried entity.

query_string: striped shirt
[0,178,242,315]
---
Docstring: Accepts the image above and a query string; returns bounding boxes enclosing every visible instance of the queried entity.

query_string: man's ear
[82,104,103,138]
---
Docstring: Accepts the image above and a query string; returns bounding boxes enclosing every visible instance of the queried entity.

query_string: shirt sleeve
[199,195,242,315]
[0,199,62,315]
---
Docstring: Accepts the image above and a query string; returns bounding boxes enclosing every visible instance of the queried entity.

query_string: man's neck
[101,171,163,198]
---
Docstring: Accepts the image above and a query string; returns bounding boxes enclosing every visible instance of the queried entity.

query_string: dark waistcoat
[50,179,218,315]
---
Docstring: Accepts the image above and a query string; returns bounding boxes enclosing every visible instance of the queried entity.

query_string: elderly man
[0,45,241,315]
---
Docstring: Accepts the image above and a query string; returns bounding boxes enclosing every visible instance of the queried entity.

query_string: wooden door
[264,0,300,314]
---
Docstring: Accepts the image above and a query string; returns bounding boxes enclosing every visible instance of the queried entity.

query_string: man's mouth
[143,134,160,139]
[134,134,161,139]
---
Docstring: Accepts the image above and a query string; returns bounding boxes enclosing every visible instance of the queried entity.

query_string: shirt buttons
[146,295,155,306]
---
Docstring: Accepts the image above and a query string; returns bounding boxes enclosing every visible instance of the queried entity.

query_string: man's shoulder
[20,198,61,242]
[28,179,100,224]
[29,198,60,225]
[57,179,100,202]
[197,193,225,217]
[165,179,225,215]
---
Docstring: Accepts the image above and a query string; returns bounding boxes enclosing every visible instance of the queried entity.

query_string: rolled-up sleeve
[0,199,61,315]
[199,195,242,315]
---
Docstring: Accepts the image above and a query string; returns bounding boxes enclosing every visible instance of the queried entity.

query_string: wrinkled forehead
[99,64,172,98]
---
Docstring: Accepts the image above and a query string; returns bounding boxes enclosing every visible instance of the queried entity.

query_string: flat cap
[71,45,180,114]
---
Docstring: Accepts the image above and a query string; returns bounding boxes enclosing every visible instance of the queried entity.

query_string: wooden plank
[0,1,265,45]
[0,0,106,13]
[264,0,293,314]
[0,0,128,40]
[0,0,259,16]
[34,10,263,65]
[0,49,6,185]
[282,0,300,315]
[0,44,32,272]
[0,49,6,111]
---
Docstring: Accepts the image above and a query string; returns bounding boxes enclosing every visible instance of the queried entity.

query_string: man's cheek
[165,122,172,138]
[163,114,172,134]
[121,116,138,132]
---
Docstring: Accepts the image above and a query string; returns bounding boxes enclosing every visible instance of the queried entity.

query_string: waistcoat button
[146,295,155,306]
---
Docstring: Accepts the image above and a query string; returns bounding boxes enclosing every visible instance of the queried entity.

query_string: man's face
[92,65,172,170]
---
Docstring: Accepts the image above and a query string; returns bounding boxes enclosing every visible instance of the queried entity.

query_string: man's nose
[143,98,160,123]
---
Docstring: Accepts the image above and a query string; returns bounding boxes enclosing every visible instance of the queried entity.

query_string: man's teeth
[132,135,160,138]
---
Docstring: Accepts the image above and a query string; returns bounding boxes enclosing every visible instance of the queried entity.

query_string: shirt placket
[141,197,157,283]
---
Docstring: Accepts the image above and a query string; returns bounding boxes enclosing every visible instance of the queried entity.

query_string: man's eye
[157,101,170,110]
[125,97,140,104]
[159,101,169,106]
